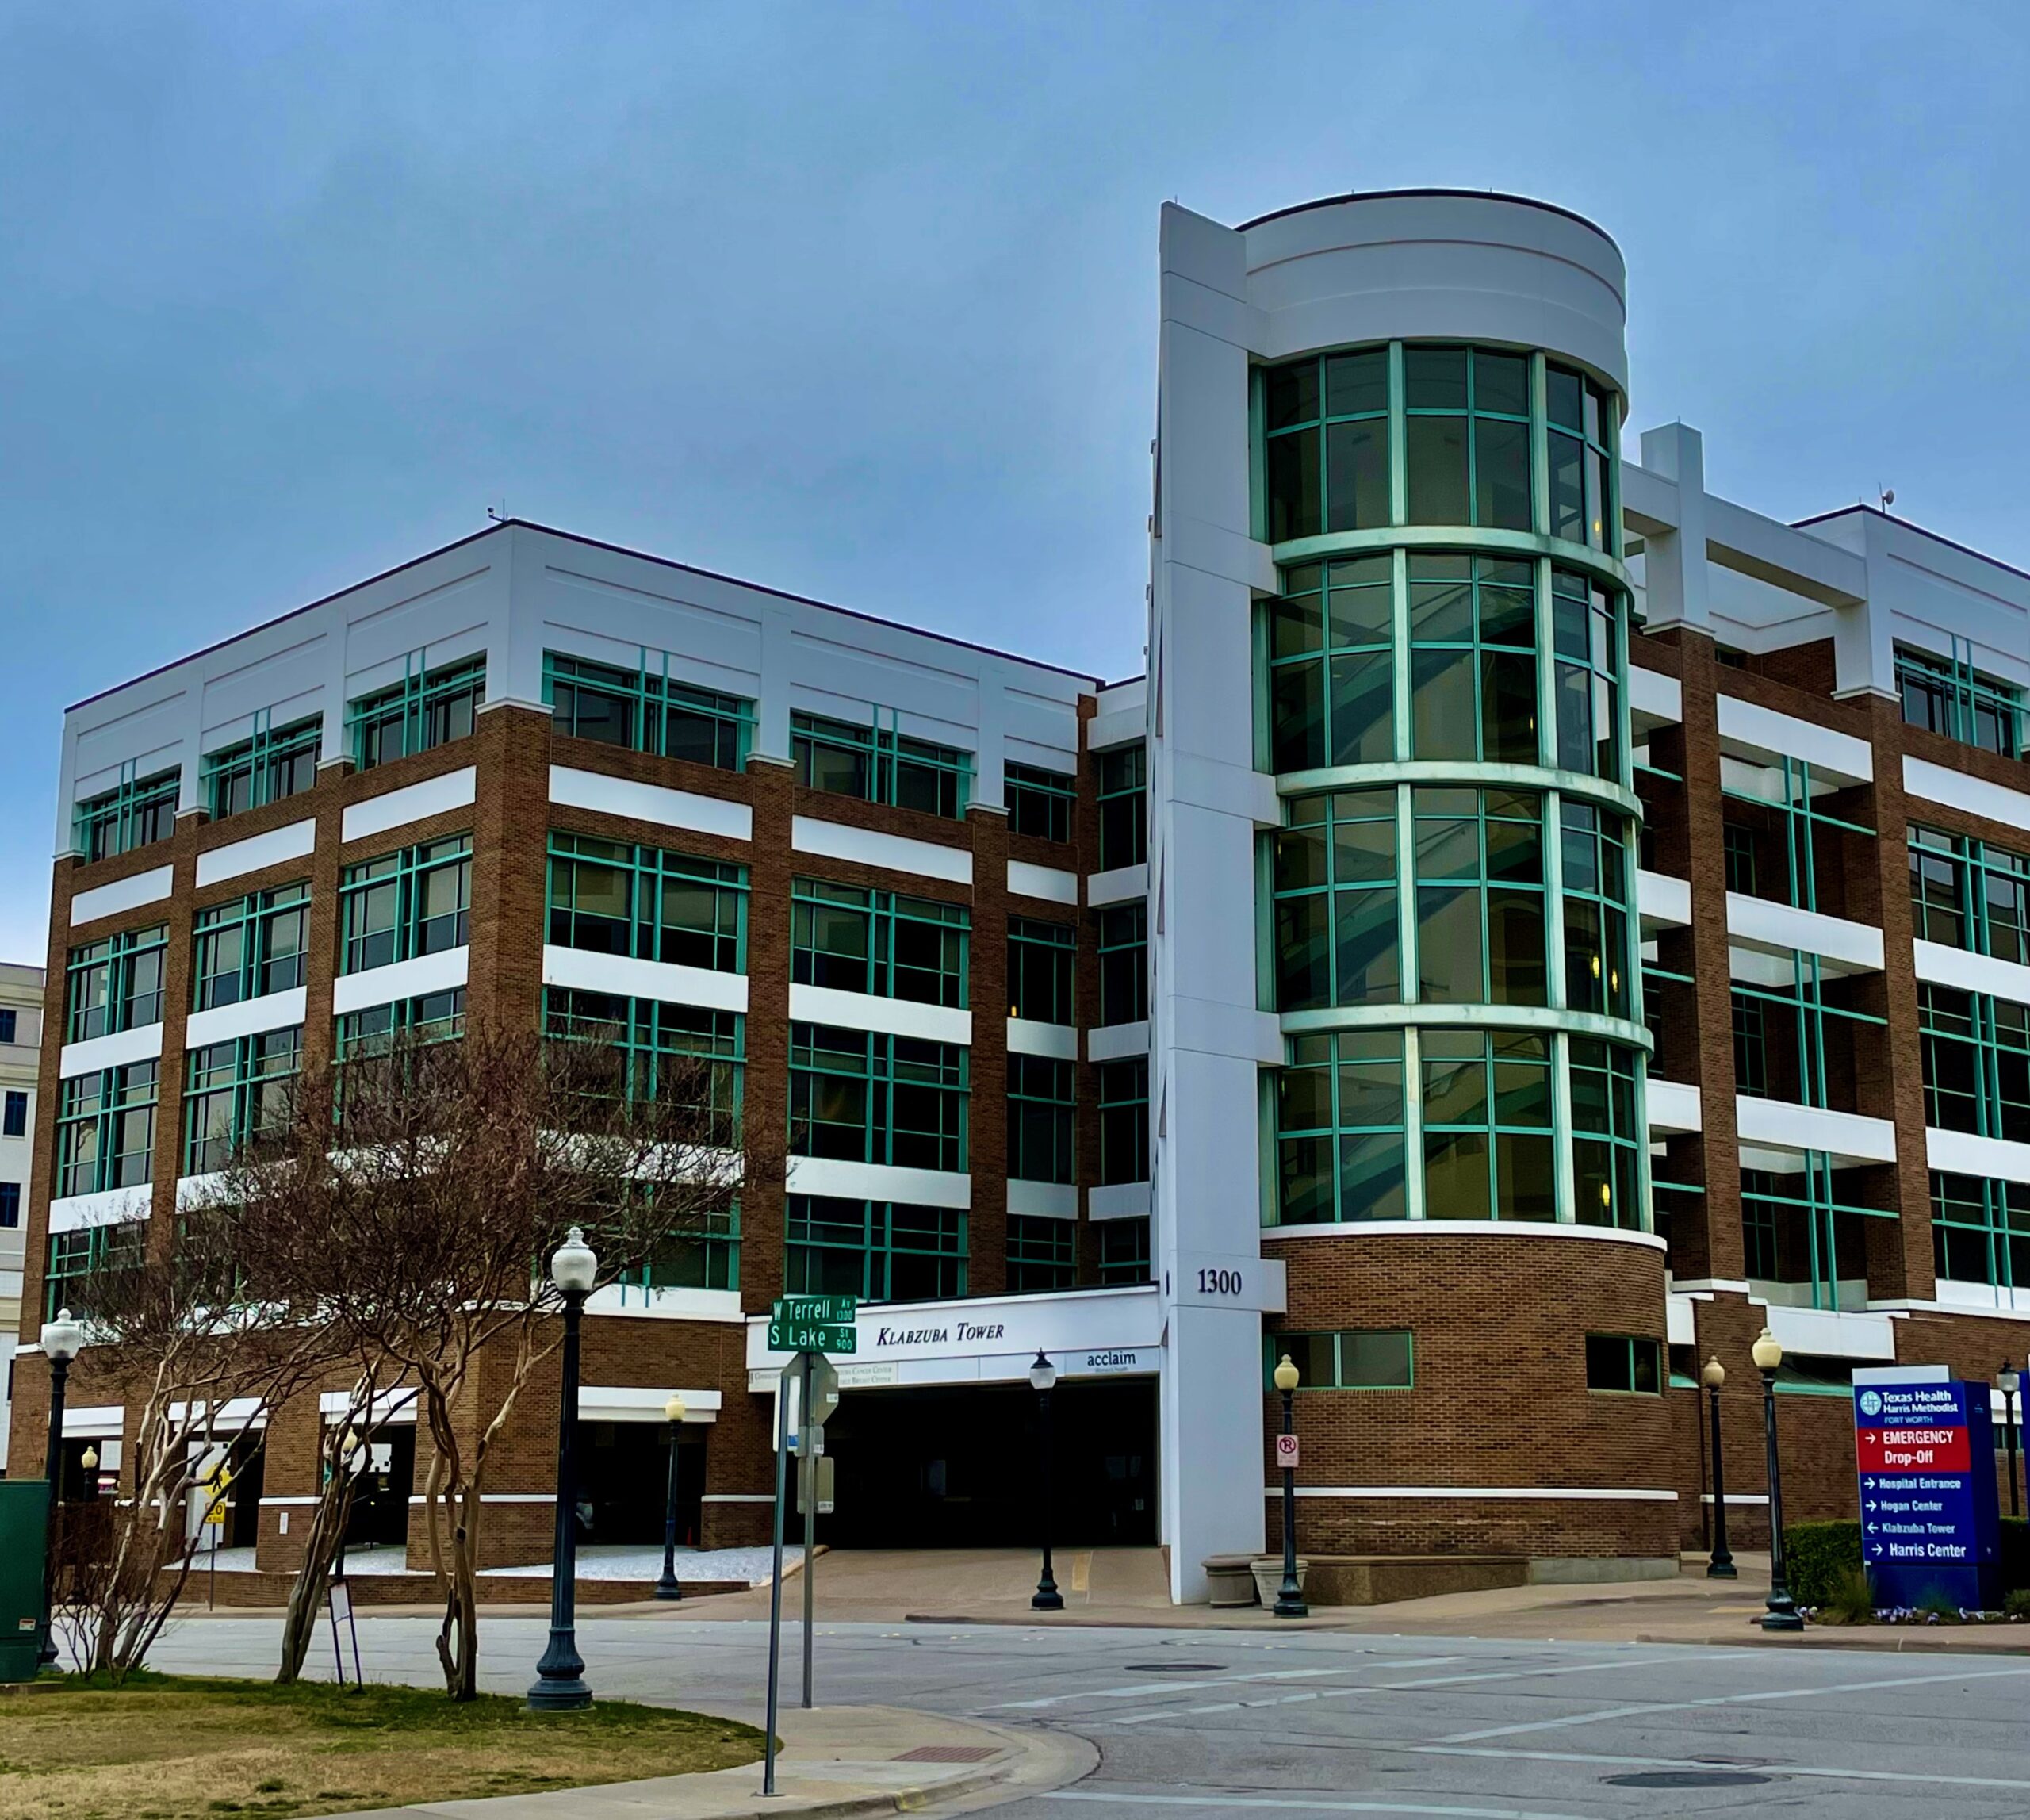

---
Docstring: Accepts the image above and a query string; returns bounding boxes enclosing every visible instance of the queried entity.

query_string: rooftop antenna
[1878,485,1895,514]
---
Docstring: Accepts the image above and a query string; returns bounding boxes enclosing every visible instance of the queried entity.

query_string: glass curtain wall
[1256,339,1643,1232]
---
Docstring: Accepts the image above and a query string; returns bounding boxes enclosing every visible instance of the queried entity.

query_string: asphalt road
[146,1614,2030,1818]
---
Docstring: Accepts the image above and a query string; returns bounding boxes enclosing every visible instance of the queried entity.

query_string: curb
[1641,1628,2030,1656]
[902,1611,1354,1630]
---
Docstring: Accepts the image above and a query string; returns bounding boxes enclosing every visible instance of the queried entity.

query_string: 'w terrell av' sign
[1852,1366,2000,1611]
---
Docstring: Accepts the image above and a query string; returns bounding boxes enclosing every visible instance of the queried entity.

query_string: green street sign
[775,1293,858,1325]
[768,1319,858,1355]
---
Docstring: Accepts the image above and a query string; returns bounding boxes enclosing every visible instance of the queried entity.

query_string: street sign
[1274,1433,1300,1470]
[806,1353,841,1426]
[776,1293,857,1324]
[798,1454,836,1517]
[1852,1366,2000,1611]
[767,1318,857,1354]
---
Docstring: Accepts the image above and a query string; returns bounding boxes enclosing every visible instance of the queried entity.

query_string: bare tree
[273,1369,412,1686]
[52,1212,335,1680]
[217,1016,767,1701]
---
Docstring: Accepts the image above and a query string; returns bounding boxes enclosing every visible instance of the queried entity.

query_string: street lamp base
[1706,1558,1738,1579]
[1760,1600,1804,1633]
[1032,1588,1064,1611]
[653,1577,684,1602]
[527,1675,593,1711]
[1273,1596,1309,1619]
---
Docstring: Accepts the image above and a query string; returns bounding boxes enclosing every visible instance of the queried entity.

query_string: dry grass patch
[0,1672,763,1820]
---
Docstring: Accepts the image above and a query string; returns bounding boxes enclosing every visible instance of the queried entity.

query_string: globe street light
[1028,1351,1063,1611]
[79,1446,100,1504]
[1701,1358,1736,1579]
[2000,1363,2021,1520]
[1272,1354,1307,1617]
[655,1393,687,1602]
[38,1307,84,1667]
[529,1227,597,1711]
[1751,1327,1802,1631]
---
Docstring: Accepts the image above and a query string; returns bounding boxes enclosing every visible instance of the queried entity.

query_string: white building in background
[0,962,44,1470]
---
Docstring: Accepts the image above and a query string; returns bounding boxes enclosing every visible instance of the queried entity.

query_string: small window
[2,1091,25,1138]
[1005,762,1075,844]
[1266,1329,1413,1389]
[0,1182,17,1228]
[1584,1333,1661,1394]
[0,1009,16,1043]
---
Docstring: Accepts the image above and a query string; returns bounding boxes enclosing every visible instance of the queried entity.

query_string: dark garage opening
[815,1377,1156,1548]
[579,1423,707,1546]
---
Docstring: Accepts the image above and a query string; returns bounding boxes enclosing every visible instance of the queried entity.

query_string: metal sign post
[800,1353,817,1710]
[761,1358,792,1796]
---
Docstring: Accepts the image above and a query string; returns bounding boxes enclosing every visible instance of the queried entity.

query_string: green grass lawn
[0,1672,764,1820]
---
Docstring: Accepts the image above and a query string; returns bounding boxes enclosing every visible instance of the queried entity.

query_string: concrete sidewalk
[318,1703,1094,1820]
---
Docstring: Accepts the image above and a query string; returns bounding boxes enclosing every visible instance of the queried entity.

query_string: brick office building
[14,189,2030,1600]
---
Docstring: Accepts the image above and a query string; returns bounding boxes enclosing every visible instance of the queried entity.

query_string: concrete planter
[1250,1555,1309,1607]
[1201,1554,1258,1607]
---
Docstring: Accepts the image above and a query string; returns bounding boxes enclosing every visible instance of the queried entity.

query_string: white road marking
[1402,1741,2030,1794]
[1438,1663,2030,1742]
[1098,1653,1714,1726]
[1045,1792,1589,1820]
[992,1658,1464,1710]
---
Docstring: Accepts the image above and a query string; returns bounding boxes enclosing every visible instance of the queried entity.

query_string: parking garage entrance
[813,1377,1156,1549]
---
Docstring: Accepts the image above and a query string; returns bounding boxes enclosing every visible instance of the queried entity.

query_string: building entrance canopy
[745,1283,1161,1391]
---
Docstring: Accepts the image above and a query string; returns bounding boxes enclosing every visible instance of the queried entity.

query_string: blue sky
[2,1,2026,960]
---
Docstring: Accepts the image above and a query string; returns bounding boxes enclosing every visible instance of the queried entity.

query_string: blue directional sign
[1852,1366,2000,1611]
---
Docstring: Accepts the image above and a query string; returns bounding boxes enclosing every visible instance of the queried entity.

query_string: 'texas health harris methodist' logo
[1860,1390,1883,1416]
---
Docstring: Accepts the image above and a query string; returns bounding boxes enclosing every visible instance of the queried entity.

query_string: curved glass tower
[1148,191,1668,1600]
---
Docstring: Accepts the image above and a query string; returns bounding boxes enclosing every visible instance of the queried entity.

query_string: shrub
[1783,1520,1860,1607]
[2001,1587,2030,1619]
[1815,1565,1875,1625]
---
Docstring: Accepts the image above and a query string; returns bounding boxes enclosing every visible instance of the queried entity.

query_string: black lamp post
[1028,1351,1063,1611]
[2001,1364,2020,1521]
[38,1306,84,1669]
[655,1393,686,1601]
[1703,1357,1736,1579]
[1752,1327,1802,1630]
[528,1228,597,1711]
[1272,1353,1307,1617]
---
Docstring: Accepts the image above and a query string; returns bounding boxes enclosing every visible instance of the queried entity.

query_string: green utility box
[0,1480,50,1681]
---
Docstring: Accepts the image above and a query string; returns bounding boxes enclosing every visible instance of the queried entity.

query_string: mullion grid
[791,879,967,1006]
[44,1219,145,1320]
[1006,1213,1076,1293]
[1918,984,2030,1142]
[1007,1054,1074,1186]
[66,924,168,1042]
[1931,1170,2030,1296]
[1558,803,1633,1020]
[183,1027,303,1175]
[1007,918,1074,1024]
[75,765,180,862]
[193,883,310,1011]
[1419,1029,1554,1224]
[1005,762,1075,842]
[787,1023,967,1172]
[1741,1152,1890,1311]
[1272,791,1399,1012]
[1403,347,1534,532]
[543,987,743,1146]
[1730,950,1884,1111]
[1549,566,1623,783]
[347,654,485,768]
[1096,743,1147,870]
[784,1195,966,1301]
[56,1061,159,1197]
[547,833,745,971]
[203,713,321,819]
[1720,758,1875,914]
[543,650,753,767]
[1407,553,1538,765]
[1897,642,2026,757]
[340,836,472,975]
[1273,1030,1406,1225]
[1097,1056,1148,1186]
[335,988,467,1059]
[791,710,972,818]
[1413,787,1545,1007]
